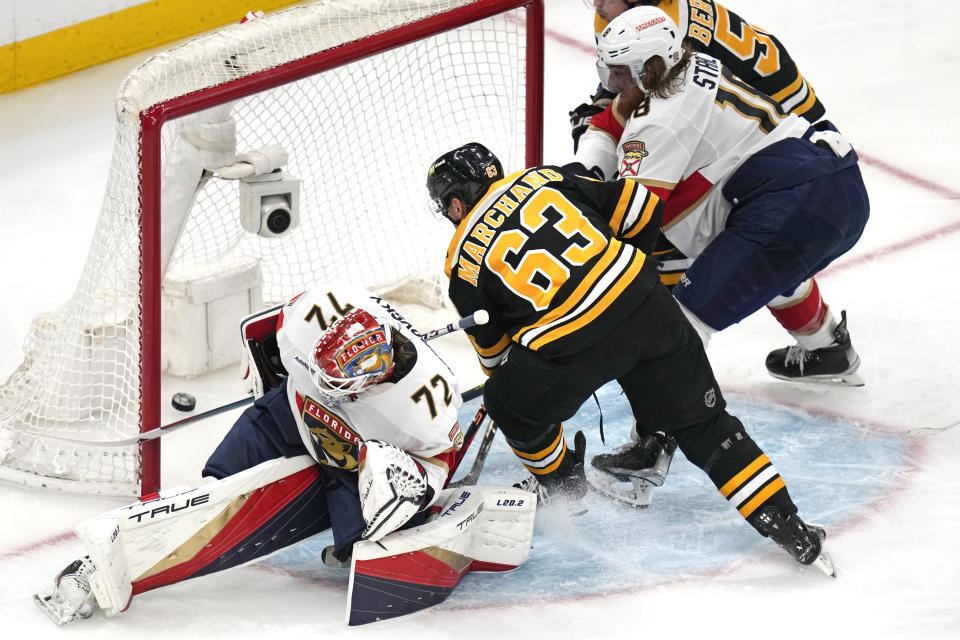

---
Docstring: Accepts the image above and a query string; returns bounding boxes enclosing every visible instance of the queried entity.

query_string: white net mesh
[0,0,537,496]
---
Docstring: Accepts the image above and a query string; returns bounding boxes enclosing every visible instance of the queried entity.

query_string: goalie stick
[37,311,489,447]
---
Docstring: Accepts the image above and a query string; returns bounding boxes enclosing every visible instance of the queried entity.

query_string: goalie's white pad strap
[74,455,316,612]
[346,485,536,625]
[75,517,130,616]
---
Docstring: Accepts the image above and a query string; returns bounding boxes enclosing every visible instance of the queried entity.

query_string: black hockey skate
[34,557,99,625]
[765,310,864,386]
[586,431,677,507]
[750,506,837,577]
[513,430,588,516]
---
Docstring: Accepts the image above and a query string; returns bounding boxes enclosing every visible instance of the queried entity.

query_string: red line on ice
[0,531,76,562]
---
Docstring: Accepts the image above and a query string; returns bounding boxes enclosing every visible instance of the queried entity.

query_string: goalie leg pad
[346,485,536,625]
[35,455,327,622]
[130,457,329,595]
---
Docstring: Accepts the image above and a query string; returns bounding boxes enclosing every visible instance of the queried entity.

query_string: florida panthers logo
[301,396,362,468]
[620,140,650,177]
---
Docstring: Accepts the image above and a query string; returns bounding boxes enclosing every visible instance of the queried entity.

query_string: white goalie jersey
[276,284,465,497]
[34,284,538,628]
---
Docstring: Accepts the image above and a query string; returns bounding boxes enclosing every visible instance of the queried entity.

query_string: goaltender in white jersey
[276,284,461,498]
[35,284,536,626]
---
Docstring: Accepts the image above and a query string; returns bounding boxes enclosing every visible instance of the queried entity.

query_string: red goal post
[0,0,544,497]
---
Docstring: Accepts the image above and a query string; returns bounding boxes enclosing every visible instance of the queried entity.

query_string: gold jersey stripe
[791,83,820,117]
[771,72,804,102]
[528,451,566,476]
[737,477,786,518]
[623,191,660,239]
[635,176,678,192]
[511,426,565,462]
[719,453,770,497]
[718,76,786,130]
[529,249,646,350]
[514,239,622,343]
[608,179,638,235]
[469,332,511,358]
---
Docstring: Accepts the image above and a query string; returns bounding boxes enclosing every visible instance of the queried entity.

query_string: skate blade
[768,370,865,387]
[812,549,838,578]
[33,590,79,626]
[585,468,653,507]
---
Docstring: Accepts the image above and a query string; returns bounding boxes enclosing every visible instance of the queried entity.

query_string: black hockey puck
[171,392,197,412]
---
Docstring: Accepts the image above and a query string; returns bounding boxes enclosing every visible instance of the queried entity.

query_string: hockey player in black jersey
[426,142,836,575]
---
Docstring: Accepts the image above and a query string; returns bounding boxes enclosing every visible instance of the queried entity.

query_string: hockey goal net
[0,0,543,496]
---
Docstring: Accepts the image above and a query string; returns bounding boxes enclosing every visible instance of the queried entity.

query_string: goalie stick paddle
[40,312,489,447]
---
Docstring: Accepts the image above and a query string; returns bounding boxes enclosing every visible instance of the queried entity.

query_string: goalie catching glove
[358,440,435,541]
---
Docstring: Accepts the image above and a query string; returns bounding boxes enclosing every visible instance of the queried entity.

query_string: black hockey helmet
[426,142,503,223]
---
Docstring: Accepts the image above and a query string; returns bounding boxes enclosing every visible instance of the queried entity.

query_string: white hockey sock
[792,308,839,351]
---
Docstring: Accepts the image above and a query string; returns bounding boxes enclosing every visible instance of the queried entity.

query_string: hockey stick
[40,311,489,447]
[452,403,487,469]
[448,418,498,488]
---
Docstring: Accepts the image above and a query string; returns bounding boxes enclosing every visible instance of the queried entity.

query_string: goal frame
[137,0,544,495]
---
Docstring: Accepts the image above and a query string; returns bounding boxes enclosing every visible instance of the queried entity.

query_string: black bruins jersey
[596,0,825,122]
[444,166,663,371]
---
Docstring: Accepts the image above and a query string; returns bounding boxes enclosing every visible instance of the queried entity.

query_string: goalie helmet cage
[0,0,544,497]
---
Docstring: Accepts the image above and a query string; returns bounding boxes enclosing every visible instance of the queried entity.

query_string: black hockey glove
[569,86,616,153]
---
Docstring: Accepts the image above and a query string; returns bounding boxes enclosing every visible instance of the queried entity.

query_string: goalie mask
[426,142,503,225]
[311,309,397,402]
[597,6,681,88]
